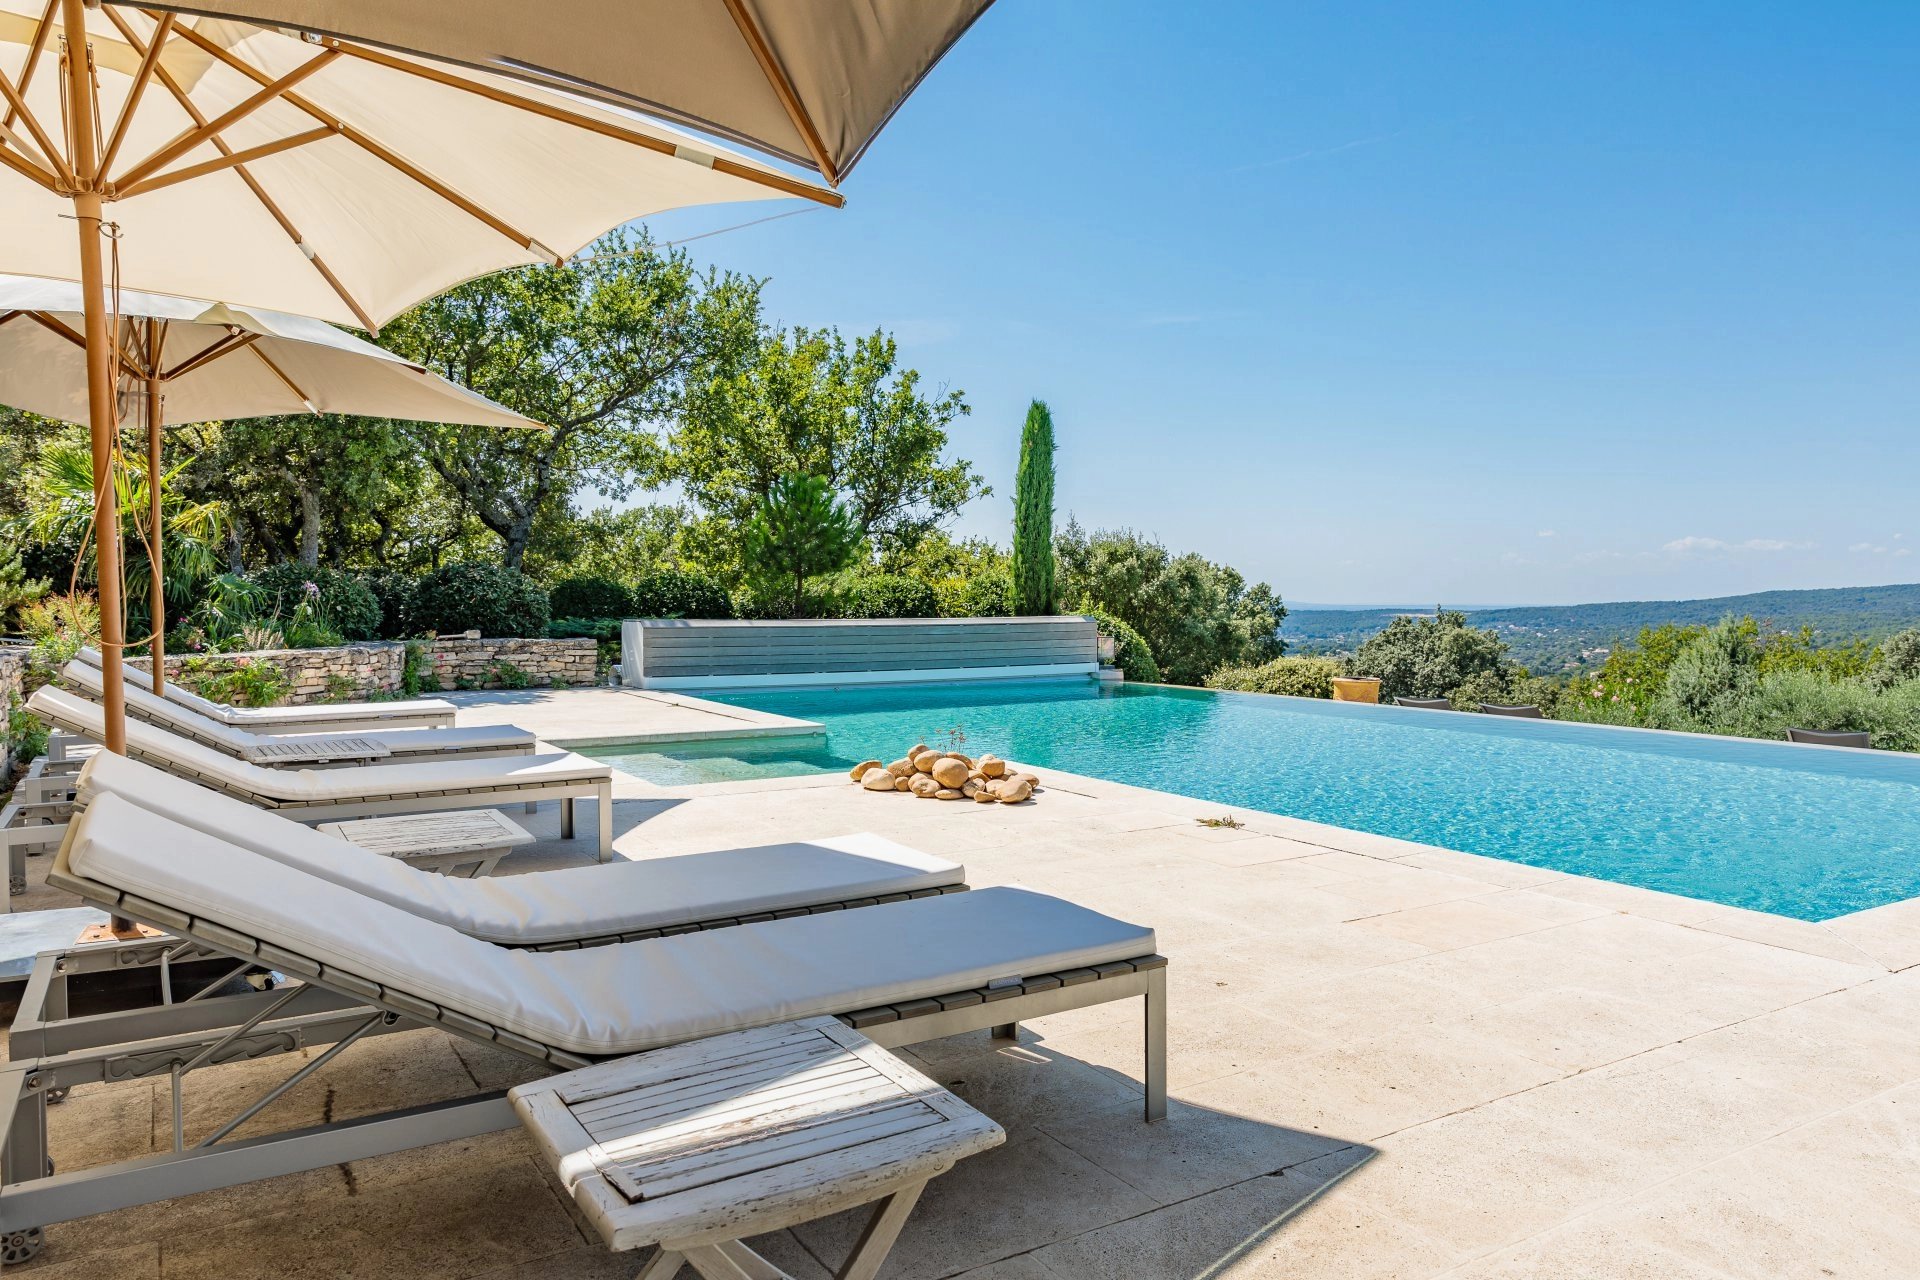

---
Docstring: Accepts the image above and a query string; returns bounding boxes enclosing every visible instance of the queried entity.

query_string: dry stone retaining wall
[124,636,597,704]
[0,646,27,777]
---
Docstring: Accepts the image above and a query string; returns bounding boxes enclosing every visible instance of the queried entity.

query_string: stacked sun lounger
[74,645,460,733]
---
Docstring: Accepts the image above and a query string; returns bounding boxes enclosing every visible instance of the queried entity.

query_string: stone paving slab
[4,687,1918,1277]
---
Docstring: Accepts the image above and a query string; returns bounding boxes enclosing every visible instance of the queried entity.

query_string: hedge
[548,576,634,620]
[841,574,939,619]
[1206,655,1343,698]
[413,561,549,638]
[632,568,733,619]
[1082,608,1159,683]
[248,563,381,640]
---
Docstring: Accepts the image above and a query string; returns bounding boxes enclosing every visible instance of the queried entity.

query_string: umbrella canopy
[0,274,541,428]
[131,0,997,184]
[0,2,841,330]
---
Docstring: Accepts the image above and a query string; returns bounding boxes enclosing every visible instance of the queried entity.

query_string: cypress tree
[1011,399,1057,615]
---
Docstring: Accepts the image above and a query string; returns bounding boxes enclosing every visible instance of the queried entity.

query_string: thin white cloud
[1662,536,1812,555]
[1536,530,1557,538]
[1850,541,1913,557]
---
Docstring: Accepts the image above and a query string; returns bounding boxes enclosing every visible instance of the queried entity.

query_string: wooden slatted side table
[316,808,532,876]
[511,1016,1005,1280]
[243,735,392,766]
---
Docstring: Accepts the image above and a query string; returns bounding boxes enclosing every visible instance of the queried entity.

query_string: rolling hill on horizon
[1282,582,1920,673]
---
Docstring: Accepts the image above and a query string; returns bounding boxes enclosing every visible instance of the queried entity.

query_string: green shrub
[631,568,734,619]
[486,659,533,690]
[20,592,100,682]
[1870,627,1920,689]
[548,576,634,620]
[1347,610,1512,703]
[1737,669,1920,750]
[413,561,550,637]
[248,563,381,641]
[401,640,436,694]
[179,655,290,708]
[1081,608,1159,683]
[360,571,422,640]
[957,571,1012,618]
[1206,656,1343,698]
[841,575,939,619]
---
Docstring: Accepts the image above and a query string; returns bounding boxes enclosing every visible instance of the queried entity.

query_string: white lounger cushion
[60,660,533,756]
[72,794,1155,1056]
[79,753,963,944]
[30,686,607,803]
[77,646,456,725]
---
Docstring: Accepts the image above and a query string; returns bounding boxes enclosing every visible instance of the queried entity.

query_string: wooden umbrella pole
[147,319,165,695]
[63,0,128,758]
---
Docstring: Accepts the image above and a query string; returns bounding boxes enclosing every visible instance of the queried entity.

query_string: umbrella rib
[156,19,562,259]
[0,59,74,188]
[0,125,61,191]
[318,37,845,208]
[245,341,314,409]
[113,47,340,190]
[2,0,56,134]
[719,0,838,186]
[116,124,338,198]
[98,9,175,179]
[161,329,260,381]
[103,6,381,334]
[19,308,145,378]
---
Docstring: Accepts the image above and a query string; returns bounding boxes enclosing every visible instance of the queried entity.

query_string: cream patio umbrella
[0,0,848,750]
[0,272,542,690]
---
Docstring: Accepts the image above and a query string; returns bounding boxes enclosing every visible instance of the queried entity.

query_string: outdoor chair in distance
[1479,703,1545,719]
[1395,697,1453,711]
[1786,727,1871,749]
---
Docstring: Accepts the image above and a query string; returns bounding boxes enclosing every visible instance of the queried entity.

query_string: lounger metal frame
[0,850,1165,1259]
[31,700,616,860]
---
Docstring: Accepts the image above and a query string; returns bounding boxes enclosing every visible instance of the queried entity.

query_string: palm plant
[14,440,227,635]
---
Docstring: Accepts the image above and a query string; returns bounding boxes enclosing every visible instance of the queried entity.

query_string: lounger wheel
[44,1085,68,1104]
[2,1226,44,1265]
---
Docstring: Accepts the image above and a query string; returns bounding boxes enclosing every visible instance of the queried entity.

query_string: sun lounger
[76,645,458,733]
[80,752,967,946]
[1394,697,1454,711]
[1478,702,1544,719]
[0,798,1164,1238]
[27,685,616,860]
[59,660,534,765]
[1786,726,1872,748]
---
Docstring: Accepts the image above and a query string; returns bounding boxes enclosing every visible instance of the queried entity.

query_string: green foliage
[841,575,940,619]
[675,326,984,570]
[1055,522,1285,685]
[8,691,49,766]
[19,592,100,681]
[1347,610,1514,703]
[1565,622,1705,718]
[486,659,533,690]
[179,655,290,708]
[1734,669,1920,751]
[742,473,861,619]
[1011,400,1056,615]
[413,562,550,637]
[1207,656,1343,698]
[1870,627,1920,690]
[548,576,634,621]
[248,563,382,641]
[381,229,766,570]
[631,568,734,619]
[401,641,436,695]
[957,570,1013,618]
[536,504,702,585]
[361,571,423,640]
[1080,608,1159,683]
[0,544,49,634]
[16,440,226,635]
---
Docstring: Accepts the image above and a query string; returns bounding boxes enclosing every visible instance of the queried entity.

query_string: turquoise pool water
[584,679,1920,921]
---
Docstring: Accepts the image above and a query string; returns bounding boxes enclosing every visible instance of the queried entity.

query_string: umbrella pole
[63,0,128,757]
[147,323,166,695]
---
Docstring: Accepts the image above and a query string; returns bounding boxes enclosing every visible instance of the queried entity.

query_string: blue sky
[640,1,1920,607]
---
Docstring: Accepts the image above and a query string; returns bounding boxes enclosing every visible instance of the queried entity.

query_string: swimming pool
[584,679,1920,922]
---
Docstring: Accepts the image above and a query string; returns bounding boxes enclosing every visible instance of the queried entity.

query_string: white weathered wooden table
[511,1015,1004,1280]
[315,808,533,876]
[243,735,392,766]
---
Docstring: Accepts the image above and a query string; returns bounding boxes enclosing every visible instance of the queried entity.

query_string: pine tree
[1011,399,1057,615]
[743,472,861,618]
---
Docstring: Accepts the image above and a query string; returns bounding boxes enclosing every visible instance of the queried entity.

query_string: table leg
[633,1245,688,1279]
[683,1241,791,1280]
[838,1180,929,1280]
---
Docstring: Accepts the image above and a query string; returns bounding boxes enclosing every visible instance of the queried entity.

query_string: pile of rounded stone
[849,745,1041,804]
